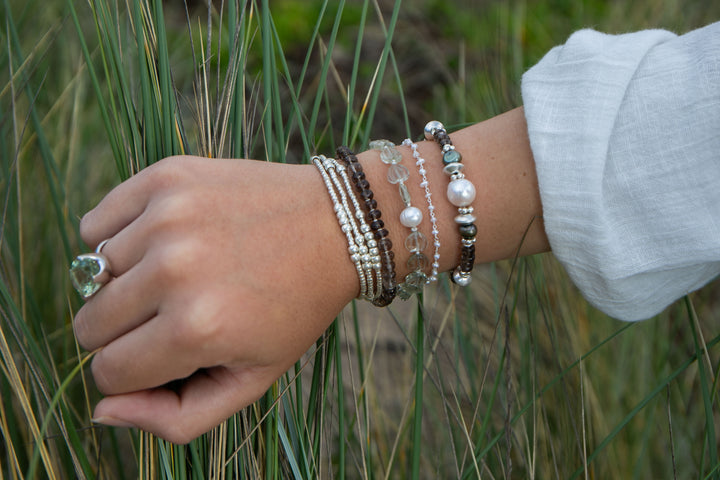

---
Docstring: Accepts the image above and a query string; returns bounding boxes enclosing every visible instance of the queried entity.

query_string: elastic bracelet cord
[424,121,477,286]
[370,139,429,300]
[402,138,440,283]
[336,145,398,306]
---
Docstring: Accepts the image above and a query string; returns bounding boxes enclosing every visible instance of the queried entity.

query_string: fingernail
[91,416,138,429]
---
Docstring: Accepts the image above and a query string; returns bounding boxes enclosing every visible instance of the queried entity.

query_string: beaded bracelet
[369,139,428,299]
[424,121,477,286]
[312,155,381,300]
[336,145,398,306]
[402,138,441,283]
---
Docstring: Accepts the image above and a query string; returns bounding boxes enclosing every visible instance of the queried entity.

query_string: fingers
[92,366,273,444]
[73,259,159,350]
[80,157,188,248]
[89,309,202,396]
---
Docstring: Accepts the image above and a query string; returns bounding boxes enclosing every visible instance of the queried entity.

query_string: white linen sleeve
[522,22,720,321]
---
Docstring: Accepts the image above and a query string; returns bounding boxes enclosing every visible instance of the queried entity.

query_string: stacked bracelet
[370,139,428,299]
[424,121,477,286]
[313,155,382,301]
[336,146,398,306]
[403,138,441,283]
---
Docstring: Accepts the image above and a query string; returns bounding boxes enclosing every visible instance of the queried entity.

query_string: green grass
[2,0,720,478]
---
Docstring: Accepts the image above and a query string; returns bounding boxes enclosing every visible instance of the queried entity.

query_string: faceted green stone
[70,256,102,298]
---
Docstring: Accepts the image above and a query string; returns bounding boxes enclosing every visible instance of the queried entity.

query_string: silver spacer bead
[443,162,464,176]
[455,213,477,225]
[458,206,474,215]
[462,238,476,246]
[442,144,455,153]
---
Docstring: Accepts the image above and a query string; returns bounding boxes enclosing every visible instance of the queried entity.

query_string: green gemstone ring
[69,239,113,299]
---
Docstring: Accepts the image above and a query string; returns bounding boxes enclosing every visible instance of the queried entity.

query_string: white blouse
[522,22,720,321]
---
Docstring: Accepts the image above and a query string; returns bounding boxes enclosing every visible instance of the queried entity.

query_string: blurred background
[2,0,720,478]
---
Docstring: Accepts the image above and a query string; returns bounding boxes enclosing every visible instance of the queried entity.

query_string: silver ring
[69,239,113,299]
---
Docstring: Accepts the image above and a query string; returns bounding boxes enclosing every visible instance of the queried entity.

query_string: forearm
[331,107,549,296]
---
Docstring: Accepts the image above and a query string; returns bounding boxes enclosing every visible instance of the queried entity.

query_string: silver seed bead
[442,144,455,153]
[369,247,379,256]
[367,239,377,248]
[359,245,368,254]
[458,206,474,214]
[424,120,444,140]
[348,245,359,254]
[365,232,375,241]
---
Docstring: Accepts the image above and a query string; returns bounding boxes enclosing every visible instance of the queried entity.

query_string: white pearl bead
[400,206,423,228]
[447,178,476,207]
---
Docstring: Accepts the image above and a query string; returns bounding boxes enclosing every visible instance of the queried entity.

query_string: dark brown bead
[374,228,390,240]
[360,189,374,201]
[351,170,366,183]
[376,237,392,251]
[368,210,382,220]
[356,179,370,191]
[370,219,385,231]
[366,199,378,211]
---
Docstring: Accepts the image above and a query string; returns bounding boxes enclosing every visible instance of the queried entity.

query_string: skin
[74,106,549,444]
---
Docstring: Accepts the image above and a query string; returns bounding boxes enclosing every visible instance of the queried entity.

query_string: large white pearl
[400,206,423,228]
[447,178,476,207]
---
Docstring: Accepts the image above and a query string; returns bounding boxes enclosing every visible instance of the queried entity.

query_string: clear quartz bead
[369,139,393,150]
[407,252,429,272]
[405,231,428,253]
[380,145,402,164]
[387,164,410,184]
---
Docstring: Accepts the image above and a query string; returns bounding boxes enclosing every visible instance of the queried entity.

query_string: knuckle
[152,240,198,282]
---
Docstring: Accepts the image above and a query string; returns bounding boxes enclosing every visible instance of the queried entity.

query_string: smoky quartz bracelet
[424,121,477,286]
[337,145,398,306]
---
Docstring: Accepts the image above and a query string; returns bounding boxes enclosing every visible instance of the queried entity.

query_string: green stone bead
[442,149,462,165]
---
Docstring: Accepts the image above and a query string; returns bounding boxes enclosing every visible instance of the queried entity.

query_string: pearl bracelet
[369,139,429,300]
[313,155,382,300]
[424,121,477,286]
[402,138,441,283]
[336,146,398,306]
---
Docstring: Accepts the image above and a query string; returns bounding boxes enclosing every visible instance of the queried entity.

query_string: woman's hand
[73,156,358,444]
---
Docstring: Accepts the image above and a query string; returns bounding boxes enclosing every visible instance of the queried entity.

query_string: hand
[74,156,357,444]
